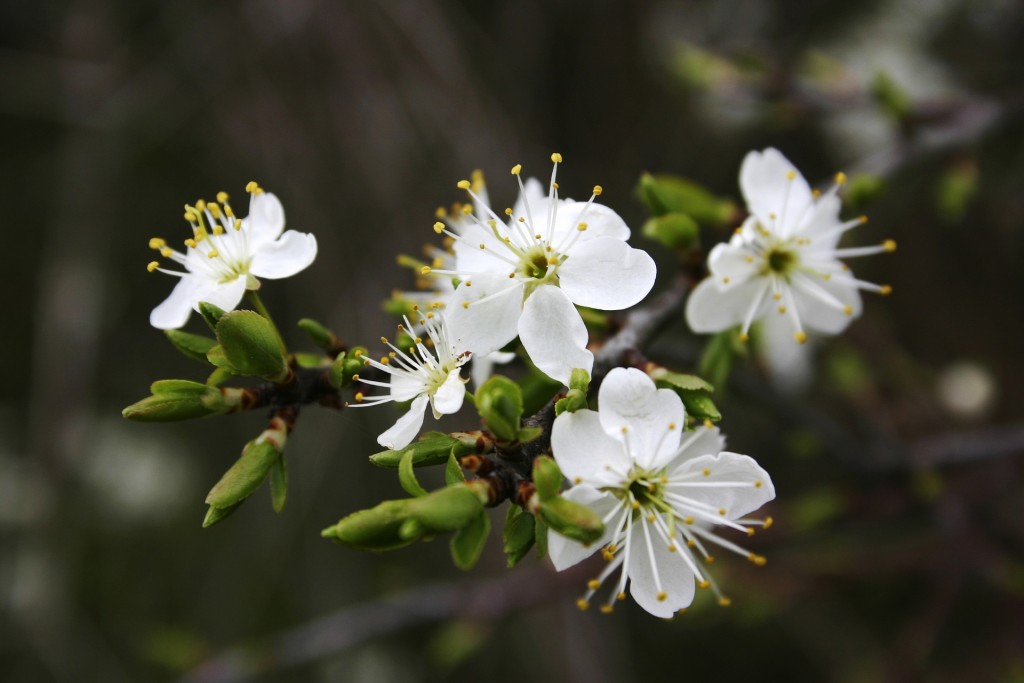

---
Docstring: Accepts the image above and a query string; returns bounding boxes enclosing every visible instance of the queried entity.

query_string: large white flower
[548,368,775,618]
[686,148,894,348]
[351,312,470,450]
[434,154,657,386]
[147,182,317,329]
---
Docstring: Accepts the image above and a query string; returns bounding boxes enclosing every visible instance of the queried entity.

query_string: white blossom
[686,148,894,354]
[147,183,317,329]
[432,154,657,386]
[352,312,470,450]
[548,368,775,617]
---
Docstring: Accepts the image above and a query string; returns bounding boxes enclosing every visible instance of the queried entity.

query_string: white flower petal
[706,237,760,289]
[668,426,727,467]
[758,312,814,393]
[554,201,631,243]
[551,409,632,487]
[627,521,696,617]
[669,451,775,519]
[596,368,684,469]
[244,192,286,246]
[547,486,619,571]
[377,394,430,450]
[796,277,862,334]
[150,277,207,330]
[511,177,546,219]
[430,367,466,417]
[740,148,814,237]
[685,277,766,333]
[469,351,516,388]
[444,274,523,356]
[249,231,318,279]
[390,372,427,403]
[518,284,593,386]
[452,222,515,274]
[195,276,249,315]
[558,238,656,310]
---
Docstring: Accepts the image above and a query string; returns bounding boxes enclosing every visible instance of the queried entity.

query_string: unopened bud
[406,483,487,532]
[122,380,229,422]
[532,456,564,501]
[215,310,289,382]
[205,439,281,511]
[539,496,604,544]
[321,499,415,551]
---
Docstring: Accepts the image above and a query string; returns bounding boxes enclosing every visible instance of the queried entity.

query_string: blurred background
[3,0,1023,681]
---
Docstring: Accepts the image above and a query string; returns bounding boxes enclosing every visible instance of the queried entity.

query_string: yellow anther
[858,215,868,224]
[630,500,640,510]
[149,237,166,249]
[763,517,774,529]
[812,188,821,198]
[687,539,696,547]
[749,553,767,566]
[354,392,365,402]
[739,333,750,342]
[461,205,472,215]
[208,203,222,218]
[234,219,242,231]
[702,468,711,477]
[212,226,224,236]
[379,336,389,344]
[379,356,390,365]
[786,170,796,180]
[668,544,677,552]
[883,239,897,252]
[835,172,847,185]
[592,185,603,196]
[684,516,694,525]
[703,419,713,429]
[880,285,893,296]
[462,301,470,309]
[456,179,471,190]
[510,164,522,175]
[432,258,443,268]
[778,306,787,314]
[772,292,782,301]
[744,255,754,263]
[183,212,193,222]
[577,222,588,231]
[616,591,627,601]
[718,507,727,515]
[547,257,559,265]
[656,591,667,602]
[351,374,360,382]
[722,276,731,284]
[195,199,207,212]
[587,579,601,590]
[794,331,807,344]
[353,349,364,358]
[159,247,172,258]
[550,152,563,163]
[697,580,710,589]
[245,181,258,193]
[718,597,732,607]
[576,598,590,611]
[621,426,629,433]
[552,182,559,190]
[217,191,229,204]
[420,266,432,275]
[600,605,614,614]
[224,205,235,218]
[647,513,656,523]
[706,555,715,564]
[434,206,447,220]
[843,305,853,316]
[754,480,763,488]
[573,476,582,484]
[668,422,677,430]
[431,222,445,235]
[184,238,197,249]
[747,528,756,537]
[146,261,159,272]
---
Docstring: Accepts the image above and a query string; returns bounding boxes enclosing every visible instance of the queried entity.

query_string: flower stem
[247,290,288,354]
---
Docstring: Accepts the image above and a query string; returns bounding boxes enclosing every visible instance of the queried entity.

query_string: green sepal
[637,173,736,226]
[699,329,741,391]
[198,301,227,332]
[202,501,242,528]
[150,379,210,395]
[269,455,288,513]
[293,352,325,369]
[680,392,721,423]
[297,318,339,352]
[445,451,466,485]
[369,432,476,468]
[532,456,563,501]
[215,310,290,382]
[321,499,415,551]
[503,505,535,568]
[205,345,239,373]
[555,368,590,415]
[475,375,523,442]
[164,329,218,364]
[538,496,604,545]
[329,348,367,389]
[450,511,490,570]
[642,212,699,251]
[517,427,543,442]
[205,439,280,511]
[206,366,235,387]
[398,448,429,498]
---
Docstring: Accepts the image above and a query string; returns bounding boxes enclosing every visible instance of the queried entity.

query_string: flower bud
[122,380,230,422]
[475,375,524,442]
[297,318,339,352]
[538,496,604,545]
[532,456,564,501]
[215,310,289,382]
[369,432,478,469]
[555,368,590,415]
[406,483,488,532]
[329,347,367,389]
[638,173,736,226]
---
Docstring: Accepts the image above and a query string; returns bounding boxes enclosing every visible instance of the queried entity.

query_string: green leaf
[445,450,465,485]
[534,516,548,559]
[406,484,486,532]
[297,318,339,351]
[398,448,429,498]
[205,345,238,373]
[205,439,280,510]
[202,501,242,528]
[270,455,288,513]
[680,392,721,422]
[215,310,289,382]
[369,432,475,468]
[122,384,227,422]
[503,505,535,568]
[150,379,210,395]
[638,173,736,226]
[475,375,523,442]
[321,499,416,551]
[650,369,714,393]
[450,511,490,570]
[206,366,235,386]
[164,329,218,364]
[198,301,227,332]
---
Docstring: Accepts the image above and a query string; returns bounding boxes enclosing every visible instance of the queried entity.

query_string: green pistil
[764,246,796,277]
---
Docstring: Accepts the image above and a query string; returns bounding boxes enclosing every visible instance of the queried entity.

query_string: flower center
[764,244,797,277]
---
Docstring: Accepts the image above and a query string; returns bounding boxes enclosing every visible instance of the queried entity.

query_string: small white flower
[352,312,470,450]
[686,148,894,348]
[147,182,317,329]
[433,154,657,386]
[548,368,775,617]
